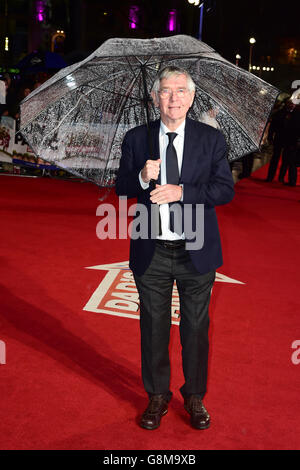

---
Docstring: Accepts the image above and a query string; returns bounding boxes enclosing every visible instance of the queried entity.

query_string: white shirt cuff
[180,184,184,202]
[139,171,150,190]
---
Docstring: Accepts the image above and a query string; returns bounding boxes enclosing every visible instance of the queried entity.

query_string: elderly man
[115,66,234,430]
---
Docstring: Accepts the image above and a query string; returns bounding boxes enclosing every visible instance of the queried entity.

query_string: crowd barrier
[0,115,73,179]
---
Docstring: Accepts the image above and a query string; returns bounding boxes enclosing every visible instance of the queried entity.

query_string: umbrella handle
[141,64,154,159]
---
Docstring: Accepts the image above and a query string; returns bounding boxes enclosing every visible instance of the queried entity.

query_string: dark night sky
[1,0,299,73]
[104,0,300,68]
[193,0,300,64]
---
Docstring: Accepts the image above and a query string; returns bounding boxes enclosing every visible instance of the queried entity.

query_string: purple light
[129,6,139,30]
[168,10,177,32]
[36,1,45,22]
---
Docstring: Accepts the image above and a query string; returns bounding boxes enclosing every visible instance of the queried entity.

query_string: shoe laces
[146,395,165,414]
[190,397,206,414]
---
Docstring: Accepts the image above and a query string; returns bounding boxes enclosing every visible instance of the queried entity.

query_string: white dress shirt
[139,120,185,240]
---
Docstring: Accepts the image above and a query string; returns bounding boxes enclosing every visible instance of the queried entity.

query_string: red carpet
[0,166,300,450]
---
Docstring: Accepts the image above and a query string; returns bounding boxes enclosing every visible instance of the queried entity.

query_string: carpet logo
[83,261,244,325]
[0,340,6,365]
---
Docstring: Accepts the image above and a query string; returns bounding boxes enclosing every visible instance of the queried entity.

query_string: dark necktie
[166,132,182,235]
[166,132,179,185]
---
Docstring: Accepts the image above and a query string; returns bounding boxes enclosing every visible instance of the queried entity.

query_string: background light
[168,10,177,32]
[129,6,139,29]
[36,0,45,22]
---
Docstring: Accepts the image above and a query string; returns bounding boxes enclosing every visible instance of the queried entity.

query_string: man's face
[152,73,195,128]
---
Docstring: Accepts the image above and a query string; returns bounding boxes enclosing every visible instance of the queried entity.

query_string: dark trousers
[133,241,215,400]
[267,143,282,181]
[267,143,290,182]
[287,147,298,186]
[278,148,290,182]
[239,153,254,178]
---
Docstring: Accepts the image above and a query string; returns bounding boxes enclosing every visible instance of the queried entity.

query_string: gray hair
[151,66,196,98]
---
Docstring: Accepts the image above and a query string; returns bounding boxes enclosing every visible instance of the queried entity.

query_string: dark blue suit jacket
[115,117,234,276]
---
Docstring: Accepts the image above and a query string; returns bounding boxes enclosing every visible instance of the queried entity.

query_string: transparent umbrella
[20,35,279,187]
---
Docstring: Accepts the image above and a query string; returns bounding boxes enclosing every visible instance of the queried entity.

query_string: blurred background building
[0,0,299,93]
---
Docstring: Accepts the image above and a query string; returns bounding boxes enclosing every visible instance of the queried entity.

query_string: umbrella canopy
[17,51,67,73]
[20,35,279,187]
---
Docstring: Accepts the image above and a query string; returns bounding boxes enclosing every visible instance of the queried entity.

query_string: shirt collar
[160,119,186,138]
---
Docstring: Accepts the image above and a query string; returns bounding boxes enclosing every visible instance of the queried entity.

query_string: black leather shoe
[184,395,210,430]
[139,394,169,430]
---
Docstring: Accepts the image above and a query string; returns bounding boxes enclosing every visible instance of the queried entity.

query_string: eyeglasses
[158,88,189,99]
